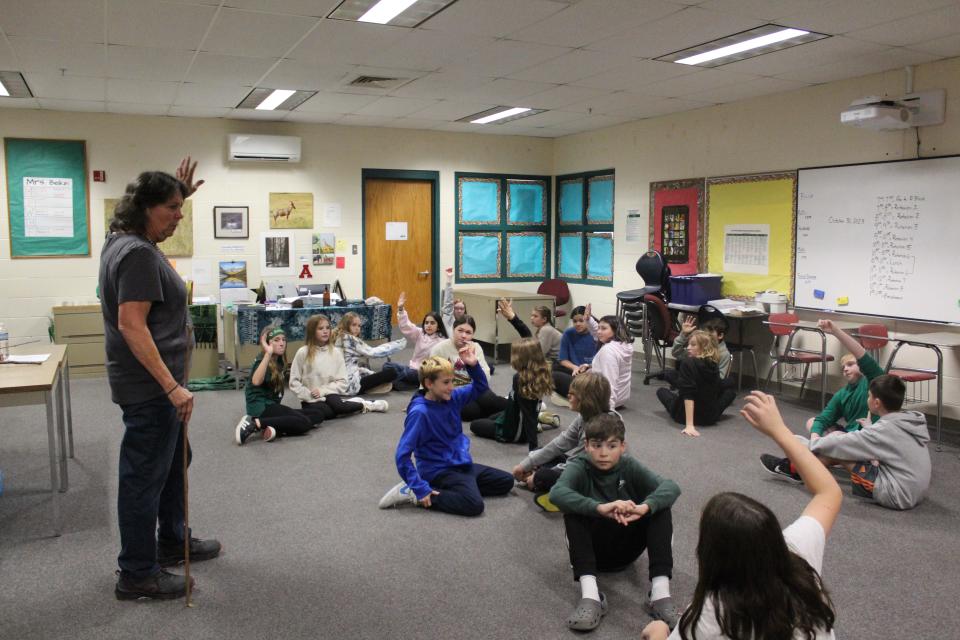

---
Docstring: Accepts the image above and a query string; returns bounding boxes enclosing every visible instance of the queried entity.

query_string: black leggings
[531,457,567,493]
[564,508,674,581]
[461,390,509,422]
[300,394,364,421]
[656,387,736,425]
[552,370,573,397]
[359,368,397,393]
[257,403,315,437]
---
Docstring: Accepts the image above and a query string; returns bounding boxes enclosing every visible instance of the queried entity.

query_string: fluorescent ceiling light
[0,71,33,98]
[0,81,8,97]
[359,0,419,24]
[656,24,830,68]
[675,28,808,65]
[472,107,531,124]
[256,89,297,111]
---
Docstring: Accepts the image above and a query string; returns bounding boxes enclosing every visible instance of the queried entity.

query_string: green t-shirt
[244,355,284,417]
[549,454,680,517]
[810,353,885,436]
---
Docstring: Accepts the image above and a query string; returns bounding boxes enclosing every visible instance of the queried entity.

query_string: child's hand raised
[259,329,275,356]
[458,343,478,367]
[397,291,406,310]
[585,303,592,319]
[817,318,837,334]
[740,390,789,437]
[681,316,697,335]
[496,298,515,320]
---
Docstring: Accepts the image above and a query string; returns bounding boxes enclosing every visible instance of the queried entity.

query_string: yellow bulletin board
[705,172,796,299]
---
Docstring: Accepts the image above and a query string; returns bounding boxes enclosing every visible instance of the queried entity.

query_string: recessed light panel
[458,106,546,125]
[328,0,459,28]
[236,88,317,111]
[0,71,33,98]
[657,24,830,68]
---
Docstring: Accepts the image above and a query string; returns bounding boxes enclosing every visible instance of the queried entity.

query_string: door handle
[418,270,430,276]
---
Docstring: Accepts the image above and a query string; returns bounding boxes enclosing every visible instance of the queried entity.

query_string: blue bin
[669,275,723,306]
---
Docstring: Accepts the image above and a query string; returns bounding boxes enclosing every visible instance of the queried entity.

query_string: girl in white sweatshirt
[289,314,386,420]
[589,314,634,409]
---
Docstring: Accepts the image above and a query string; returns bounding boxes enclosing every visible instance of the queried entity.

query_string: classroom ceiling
[0,0,958,137]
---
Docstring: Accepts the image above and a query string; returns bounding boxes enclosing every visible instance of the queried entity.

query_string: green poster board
[4,138,90,258]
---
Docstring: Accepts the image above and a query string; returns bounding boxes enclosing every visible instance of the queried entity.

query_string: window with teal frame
[555,169,614,286]
[455,172,551,283]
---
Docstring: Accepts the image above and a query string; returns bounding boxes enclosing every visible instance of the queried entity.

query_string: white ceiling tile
[335,114,398,128]
[405,100,498,120]
[25,73,105,100]
[186,53,278,86]
[295,91,382,113]
[227,108,290,121]
[107,78,179,104]
[389,71,494,100]
[174,82,250,107]
[201,8,317,58]
[260,59,353,92]
[215,0,331,17]
[610,96,714,119]
[642,68,761,98]
[431,121,489,134]
[521,84,610,111]
[549,113,638,132]
[0,97,41,109]
[587,7,765,59]
[106,45,196,82]
[37,97,105,112]
[907,33,960,58]
[506,49,623,85]
[506,0,682,47]
[0,38,16,68]
[683,76,810,104]
[421,0,567,38]
[457,78,557,104]
[774,47,940,84]
[355,96,440,117]
[778,0,958,34]
[285,110,339,123]
[107,1,216,49]
[696,0,835,21]
[8,38,106,76]
[288,18,408,66]
[0,0,104,42]
[570,59,697,91]
[720,36,887,77]
[168,105,232,118]
[847,4,960,47]
[107,102,170,115]
[388,117,442,130]
[355,29,494,73]
[565,90,667,115]
[438,39,571,77]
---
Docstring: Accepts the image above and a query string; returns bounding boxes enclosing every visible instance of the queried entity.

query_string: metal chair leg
[799,362,810,400]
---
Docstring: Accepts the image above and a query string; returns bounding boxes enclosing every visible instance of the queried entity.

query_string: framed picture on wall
[214,206,249,239]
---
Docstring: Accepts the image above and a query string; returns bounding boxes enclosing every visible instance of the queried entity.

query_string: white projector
[840,98,912,130]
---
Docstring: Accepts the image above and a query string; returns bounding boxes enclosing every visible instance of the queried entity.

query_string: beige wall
[553,56,960,420]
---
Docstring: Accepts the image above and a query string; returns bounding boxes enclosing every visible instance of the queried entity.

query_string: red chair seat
[890,369,936,382]
[555,309,567,317]
[783,352,836,364]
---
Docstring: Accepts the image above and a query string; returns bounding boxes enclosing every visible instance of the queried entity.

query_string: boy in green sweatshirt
[549,414,681,633]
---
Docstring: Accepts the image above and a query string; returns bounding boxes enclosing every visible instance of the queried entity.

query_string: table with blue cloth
[224,303,393,389]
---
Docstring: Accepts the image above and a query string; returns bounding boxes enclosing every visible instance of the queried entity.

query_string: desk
[453,289,555,362]
[0,344,73,536]
[224,303,393,388]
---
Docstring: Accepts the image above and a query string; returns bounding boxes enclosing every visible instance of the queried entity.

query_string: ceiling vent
[347,75,409,90]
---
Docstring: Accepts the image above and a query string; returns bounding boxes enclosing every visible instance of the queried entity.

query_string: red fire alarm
[93,170,106,182]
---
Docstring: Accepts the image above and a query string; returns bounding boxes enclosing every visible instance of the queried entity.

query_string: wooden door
[364,178,433,323]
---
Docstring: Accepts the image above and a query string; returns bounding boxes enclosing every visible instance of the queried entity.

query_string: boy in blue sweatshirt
[550,414,681,632]
[378,350,514,516]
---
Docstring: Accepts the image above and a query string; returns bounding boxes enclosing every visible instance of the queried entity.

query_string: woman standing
[99,158,219,601]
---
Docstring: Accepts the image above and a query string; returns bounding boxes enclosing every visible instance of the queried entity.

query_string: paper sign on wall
[625,209,644,243]
[336,256,345,269]
[335,239,346,252]
[386,221,408,240]
[324,203,342,227]
[192,260,212,285]
[723,224,770,275]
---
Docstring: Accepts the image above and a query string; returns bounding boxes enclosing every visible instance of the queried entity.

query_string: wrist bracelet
[165,383,179,395]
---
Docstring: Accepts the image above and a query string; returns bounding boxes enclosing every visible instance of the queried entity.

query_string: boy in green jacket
[550,414,681,633]
[762,318,885,481]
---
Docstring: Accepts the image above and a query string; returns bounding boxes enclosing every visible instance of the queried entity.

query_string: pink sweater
[592,340,634,409]
[398,309,445,369]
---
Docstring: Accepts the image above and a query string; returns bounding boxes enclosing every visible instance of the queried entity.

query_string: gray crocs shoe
[647,595,679,629]
[566,593,608,631]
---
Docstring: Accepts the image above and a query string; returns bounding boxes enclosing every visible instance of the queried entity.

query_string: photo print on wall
[269,192,313,229]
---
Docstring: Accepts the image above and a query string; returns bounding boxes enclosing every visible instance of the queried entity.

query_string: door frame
[361,168,440,308]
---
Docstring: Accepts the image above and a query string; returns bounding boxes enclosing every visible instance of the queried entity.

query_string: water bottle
[0,323,9,362]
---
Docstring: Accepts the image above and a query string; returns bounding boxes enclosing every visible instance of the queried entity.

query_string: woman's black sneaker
[115,569,192,600]
[157,537,222,567]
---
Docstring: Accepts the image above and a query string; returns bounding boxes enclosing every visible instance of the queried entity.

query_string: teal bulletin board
[4,138,90,257]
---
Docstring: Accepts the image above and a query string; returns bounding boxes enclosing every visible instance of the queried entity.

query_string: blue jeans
[428,463,514,517]
[382,361,420,390]
[117,396,190,578]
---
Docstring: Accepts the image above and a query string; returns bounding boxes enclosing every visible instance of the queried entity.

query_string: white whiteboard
[794,156,960,324]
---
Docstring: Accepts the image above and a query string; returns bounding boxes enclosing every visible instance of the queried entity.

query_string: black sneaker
[235,415,256,445]
[157,537,222,567]
[760,454,802,483]
[115,569,193,601]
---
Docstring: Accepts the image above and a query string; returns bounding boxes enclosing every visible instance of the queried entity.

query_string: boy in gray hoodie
[807,374,930,510]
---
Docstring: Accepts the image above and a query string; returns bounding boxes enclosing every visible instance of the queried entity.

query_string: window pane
[459,178,500,224]
[559,179,583,224]
[507,180,545,224]
[558,233,583,278]
[586,175,614,223]
[460,233,501,277]
[507,233,545,277]
[586,233,613,280]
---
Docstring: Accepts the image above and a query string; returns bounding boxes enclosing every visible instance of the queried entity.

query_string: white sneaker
[550,391,571,408]
[364,399,389,413]
[378,481,417,509]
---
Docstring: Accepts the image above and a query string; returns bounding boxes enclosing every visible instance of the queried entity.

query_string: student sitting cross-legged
[551,304,598,406]
[378,353,514,516]
[549,414,681,632]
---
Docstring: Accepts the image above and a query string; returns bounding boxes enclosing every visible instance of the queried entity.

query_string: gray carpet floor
[1,345,959,640]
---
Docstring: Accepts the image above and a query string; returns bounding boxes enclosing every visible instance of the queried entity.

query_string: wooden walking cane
[183,416,192,607]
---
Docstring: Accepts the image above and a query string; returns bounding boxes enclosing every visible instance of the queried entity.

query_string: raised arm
[396,292,422,341]
[818,319,865,360]
[441,268,454,330]
[497,298,532,338]
[742,391,842,537]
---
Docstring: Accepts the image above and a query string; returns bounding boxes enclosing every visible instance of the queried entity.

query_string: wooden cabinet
[53,305,106,378]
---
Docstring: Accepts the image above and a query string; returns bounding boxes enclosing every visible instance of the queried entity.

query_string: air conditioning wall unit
[228,134,301,162]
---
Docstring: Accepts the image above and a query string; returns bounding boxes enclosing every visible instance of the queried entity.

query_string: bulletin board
[705,172,796,299]
[649,178,705,275]
[4,138,90,258]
